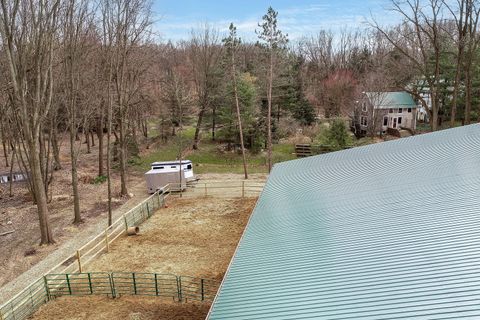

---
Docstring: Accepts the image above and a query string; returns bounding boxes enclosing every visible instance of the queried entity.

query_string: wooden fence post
[105,229,109,253]
[76,250,82,273]
[123,214,128,231]
[43,276,50,301]
[242,181,245,198]
[201,278,204,301]
[177,277,182,302]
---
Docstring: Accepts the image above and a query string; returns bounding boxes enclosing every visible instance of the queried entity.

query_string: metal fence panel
[45,273,112,298]
[179,276,220,302]
[0,278,47,320]
[111,273,178,300]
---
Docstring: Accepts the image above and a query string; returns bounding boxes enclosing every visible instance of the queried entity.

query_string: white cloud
[153,2,399,43]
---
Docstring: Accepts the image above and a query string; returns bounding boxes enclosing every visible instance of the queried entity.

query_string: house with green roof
[207,124,480,319]
[353,91,418,136]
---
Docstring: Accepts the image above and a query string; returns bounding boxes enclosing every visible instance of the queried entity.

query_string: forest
[0,0,479,245]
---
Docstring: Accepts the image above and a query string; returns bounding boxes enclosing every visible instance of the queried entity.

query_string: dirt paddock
[31,196,257,319]
[31,296,211,320]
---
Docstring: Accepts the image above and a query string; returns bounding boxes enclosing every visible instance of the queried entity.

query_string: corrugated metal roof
[208,124,480,320]
[366,91,417,109]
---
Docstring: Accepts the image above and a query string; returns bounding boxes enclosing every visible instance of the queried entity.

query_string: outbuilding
[145,160,195,193]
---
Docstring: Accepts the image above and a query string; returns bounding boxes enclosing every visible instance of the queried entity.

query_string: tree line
[0,0,479,244]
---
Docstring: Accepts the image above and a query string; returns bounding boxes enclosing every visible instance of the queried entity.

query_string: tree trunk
[231,53,248,179]
[430,93,439,132]
[451,47,463,127]
[97,115,104,177]
[118,117,128,196]
[30,139,54,244]
[266,51,274,172]
[107,96,113,226]
[8,144,15,197]
[85,129,91,154]
[1,122,9,167]
[142,118,148,138]
[51,125,61,170]
[465,68,472,124]
[211,105,216,141]
[193,105,206,150]
[70,127,82,224]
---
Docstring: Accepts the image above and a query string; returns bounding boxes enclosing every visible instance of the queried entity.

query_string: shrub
[93,175,107,184]
[316,119,352,151]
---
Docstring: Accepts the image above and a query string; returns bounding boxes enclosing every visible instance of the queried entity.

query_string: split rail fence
[0,180,264,320]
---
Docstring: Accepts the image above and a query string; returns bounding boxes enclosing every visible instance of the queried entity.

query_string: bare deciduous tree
[189,25,222,150]
[0,0,61,244]
[372,0,445,131]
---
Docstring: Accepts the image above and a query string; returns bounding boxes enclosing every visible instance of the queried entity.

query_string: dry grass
[30,296,210,320]
[86,196,257,280]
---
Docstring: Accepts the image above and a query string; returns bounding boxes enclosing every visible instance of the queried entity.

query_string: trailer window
[187,164,192,170]
[152,166,164,170]
[171,166,176,168]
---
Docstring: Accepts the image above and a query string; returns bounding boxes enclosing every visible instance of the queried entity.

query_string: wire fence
[0,190,165,320]
[0,180,263,320]
[0,272,219,320]
[165,180,265,199]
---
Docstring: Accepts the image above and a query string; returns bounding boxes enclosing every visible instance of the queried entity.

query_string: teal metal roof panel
[366,91,417,109]
[208,124,480,320]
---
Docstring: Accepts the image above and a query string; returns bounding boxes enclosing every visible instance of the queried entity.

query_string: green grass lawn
[133,135,297,174]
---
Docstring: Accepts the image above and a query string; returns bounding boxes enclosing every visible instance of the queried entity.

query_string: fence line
[1,272,219,320]
[164,180,265,199]
[0,180,264,320]
[0,190,165,320]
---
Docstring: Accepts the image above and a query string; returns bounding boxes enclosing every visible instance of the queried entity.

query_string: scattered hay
[31,296,211,320]
[29,187,258,319]
[87,197,257,280]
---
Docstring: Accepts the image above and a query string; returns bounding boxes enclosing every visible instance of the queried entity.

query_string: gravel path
[0,181,149,304]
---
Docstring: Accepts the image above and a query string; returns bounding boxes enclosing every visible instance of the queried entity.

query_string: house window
[398,117,402,125]
[360,116,367,126]
[408,108,412,113]
[362,102,367,112]
[389,108,393,113]
[398,108,403,113]
[383,116,388,126]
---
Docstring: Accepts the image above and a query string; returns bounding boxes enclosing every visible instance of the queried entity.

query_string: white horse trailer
[145,160,195,194]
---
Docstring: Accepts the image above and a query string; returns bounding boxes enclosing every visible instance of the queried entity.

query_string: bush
[93,175,107,184]
[316,119,352,151]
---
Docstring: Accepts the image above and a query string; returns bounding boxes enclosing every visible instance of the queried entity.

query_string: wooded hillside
[1,0,479,244]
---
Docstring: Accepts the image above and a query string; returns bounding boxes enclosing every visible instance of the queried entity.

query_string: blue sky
[152,0,400,42]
